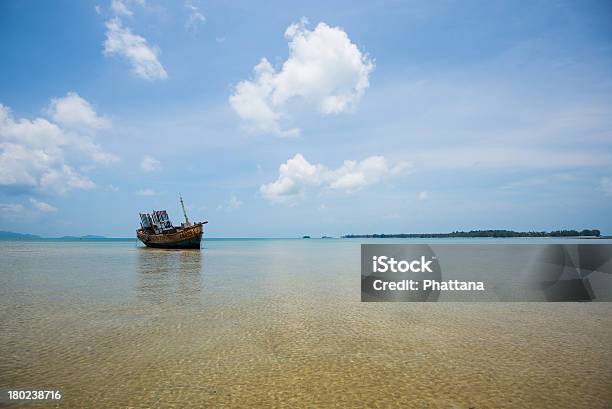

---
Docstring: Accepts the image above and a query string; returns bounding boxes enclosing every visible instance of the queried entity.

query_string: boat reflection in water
[136,248,203,306]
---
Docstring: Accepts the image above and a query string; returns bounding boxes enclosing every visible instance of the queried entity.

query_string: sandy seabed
[2,300,611,408]
[1,242,611,408]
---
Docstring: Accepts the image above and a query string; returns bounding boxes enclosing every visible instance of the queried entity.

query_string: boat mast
[179,194,191,226]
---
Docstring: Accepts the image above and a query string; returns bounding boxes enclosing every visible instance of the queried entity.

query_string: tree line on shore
[342,229,601,238]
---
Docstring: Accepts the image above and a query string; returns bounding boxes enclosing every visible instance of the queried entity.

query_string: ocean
[1,238,611,408]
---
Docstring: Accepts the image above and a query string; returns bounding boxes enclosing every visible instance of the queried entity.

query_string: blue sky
[0,0,611,237]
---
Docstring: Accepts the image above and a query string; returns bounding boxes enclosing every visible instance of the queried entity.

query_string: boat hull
[137,223,204,249]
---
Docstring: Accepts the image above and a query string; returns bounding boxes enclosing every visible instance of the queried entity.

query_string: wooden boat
[137,195,207,249]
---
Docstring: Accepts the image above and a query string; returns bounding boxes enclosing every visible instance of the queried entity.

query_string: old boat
[137,195,207,249]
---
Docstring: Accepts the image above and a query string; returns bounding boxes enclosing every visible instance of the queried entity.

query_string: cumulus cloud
[218,194,242,211]
[260,154,407,204]
[103,17,167,80]
[185,1,206,32]
[0,94,115,194]
[29,198,57,212]
[140,155,161,171]
[0,141,95,193]
[327,156,408,191]
[111,0,133,16]
[230,18,374,136]
[50,92,117,163]
[110,0,144,17]
[47,92,109,131]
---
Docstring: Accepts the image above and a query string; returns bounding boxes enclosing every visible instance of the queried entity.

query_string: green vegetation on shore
[342,229,601,238]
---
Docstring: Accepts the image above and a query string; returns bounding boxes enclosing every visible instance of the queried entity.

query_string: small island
[342,229,602,239]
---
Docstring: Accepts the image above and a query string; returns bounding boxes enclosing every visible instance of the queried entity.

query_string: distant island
[0,231,42,240]
[0,231,133,241]
[58,235,107,240]
[342,229,602,238]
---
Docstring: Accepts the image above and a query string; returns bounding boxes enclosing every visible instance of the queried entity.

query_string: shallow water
[1,239,611,408]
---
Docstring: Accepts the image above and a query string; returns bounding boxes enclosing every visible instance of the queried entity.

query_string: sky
[0,0,611,238]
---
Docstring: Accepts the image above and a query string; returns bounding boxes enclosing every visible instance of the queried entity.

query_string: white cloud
[39,165,95,192]
[260,154,324,203]
[136,188,157,196]
[260,154,407,204]
[185,2,206,32]
[103,18,167,81]
[95,5,102,14]
[418,191,429,200]
[600,177,612,196]
[47,92,109,131]
[110,0,144,17]
[218,194,242,211]
[29,198,57,212]
[0,94,115,194]
[111,0,133,16]
[327,156,408,192]
[230,18,374,136]
[140,155,161,171]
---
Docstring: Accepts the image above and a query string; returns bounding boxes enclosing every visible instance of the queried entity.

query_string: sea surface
[0,238,611,408]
